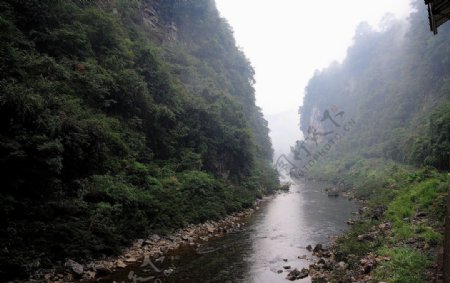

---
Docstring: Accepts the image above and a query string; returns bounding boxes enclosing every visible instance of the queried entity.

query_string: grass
[373,247,431,283]
[308,157,448,282]
[385,179,446,245]
[334,221,382,262]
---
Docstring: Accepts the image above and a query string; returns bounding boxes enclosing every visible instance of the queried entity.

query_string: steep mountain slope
[295,2,450,281]
[0,0,278,279]
[299,3,450,172]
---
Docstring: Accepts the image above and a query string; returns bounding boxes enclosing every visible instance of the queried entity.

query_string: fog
[215,0,412,161]
[265,109,303,163]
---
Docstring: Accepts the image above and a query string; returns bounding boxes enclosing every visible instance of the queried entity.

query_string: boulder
[84,271,96,280]
[313,244,323,253]
[286,268,309,280]
[378,222,392,231]
[134,239,144,247]
[415,211,427,218]
[163,268,174,276]
[95,264,111,276]
[336,261,348,270]
[64,273,74,282]
[150,234,161,242]
[357,234,375,242]
[359,206,369,215]
[116,260,127,268]
[362,263,372,274]
[372,205,386,220]
[65,259,84,277]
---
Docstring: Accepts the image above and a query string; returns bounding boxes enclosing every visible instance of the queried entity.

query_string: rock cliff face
[140,1,178,41]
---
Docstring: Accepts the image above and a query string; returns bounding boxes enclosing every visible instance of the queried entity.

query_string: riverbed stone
[357,234,375,242]
[134,239,144,247]
[415,211,427,218]
[313,244,323,253]
[151,234,161,242]
[125,257,137,263]
[116,260,126,268]
[286,268,309,280]
[336,261,348,270]
[65,259,83,276]
[64,204,262,282]
[378,222,392,231]
[163,268,174,276]
[64,273,74,282]
[372,205,386,220]
[95,264,111,276]
[84,270,96,279]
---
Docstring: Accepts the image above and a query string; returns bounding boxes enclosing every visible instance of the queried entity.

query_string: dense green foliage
[299,2,450,170]
[0,0,278,279]
[297,1,450,281]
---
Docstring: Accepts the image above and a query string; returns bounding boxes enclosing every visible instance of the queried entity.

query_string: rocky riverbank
[273,204,394,282]
[307,218,392,282]
[21,200,267,283]
[305,205,442,282]
[301,184,393,282]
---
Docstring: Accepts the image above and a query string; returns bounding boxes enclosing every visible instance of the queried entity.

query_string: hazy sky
[215,0,413,116]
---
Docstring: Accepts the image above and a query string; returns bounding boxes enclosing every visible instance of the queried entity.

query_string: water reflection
[242,182,357,282]
[245,188,308,282]
[101,181,358,283]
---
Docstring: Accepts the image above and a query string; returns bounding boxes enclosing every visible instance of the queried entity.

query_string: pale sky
[215,0,413,116]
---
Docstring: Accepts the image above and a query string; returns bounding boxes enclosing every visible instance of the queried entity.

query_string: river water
[100,181,358,283]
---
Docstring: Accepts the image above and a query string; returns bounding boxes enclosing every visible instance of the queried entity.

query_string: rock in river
[286,268,309,280]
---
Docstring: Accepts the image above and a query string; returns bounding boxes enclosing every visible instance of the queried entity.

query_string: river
[99,181,358,283]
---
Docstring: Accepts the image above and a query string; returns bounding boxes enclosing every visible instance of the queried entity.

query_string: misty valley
[0,0,449,283]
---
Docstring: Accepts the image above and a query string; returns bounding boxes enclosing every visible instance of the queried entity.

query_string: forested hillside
[300,4,450,171]
[296,1,450,281]
[0,0,278,279]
